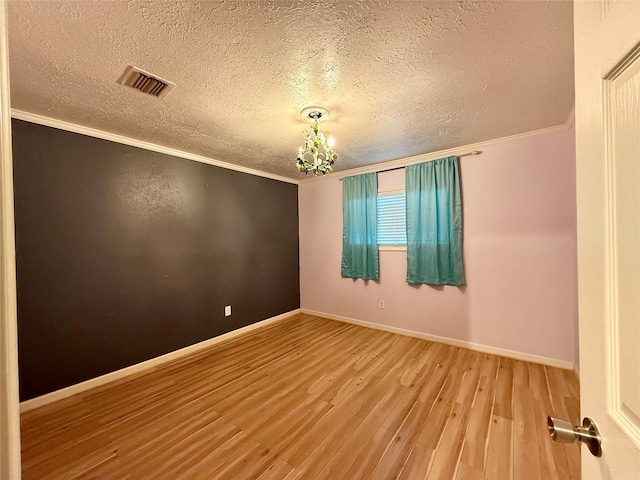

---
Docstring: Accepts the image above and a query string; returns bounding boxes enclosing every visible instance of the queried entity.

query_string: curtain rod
[337,150,482,180]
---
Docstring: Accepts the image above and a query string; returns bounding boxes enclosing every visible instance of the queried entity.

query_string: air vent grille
[117,66,175,98]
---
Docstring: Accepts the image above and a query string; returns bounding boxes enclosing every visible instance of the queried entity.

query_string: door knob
[547,416,602,457]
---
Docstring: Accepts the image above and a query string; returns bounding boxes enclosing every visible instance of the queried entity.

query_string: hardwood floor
[20,314,581,479]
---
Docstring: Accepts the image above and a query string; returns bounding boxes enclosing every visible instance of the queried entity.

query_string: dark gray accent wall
[12,119,300,401]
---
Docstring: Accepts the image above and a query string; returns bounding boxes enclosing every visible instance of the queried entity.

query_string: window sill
[379,245,407,252]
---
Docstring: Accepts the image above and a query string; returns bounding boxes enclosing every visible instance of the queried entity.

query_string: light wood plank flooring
[20,314,580,479]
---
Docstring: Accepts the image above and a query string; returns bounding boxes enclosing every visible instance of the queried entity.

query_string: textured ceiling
[8,1,574,179]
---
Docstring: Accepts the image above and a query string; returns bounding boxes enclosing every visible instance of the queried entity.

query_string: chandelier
[296,107,338,176]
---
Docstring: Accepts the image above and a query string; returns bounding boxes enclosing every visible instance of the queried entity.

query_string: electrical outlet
[378,299,384,309]
[224,305,232,316]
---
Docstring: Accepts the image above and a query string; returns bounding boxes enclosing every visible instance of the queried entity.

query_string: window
[377,187,406,250]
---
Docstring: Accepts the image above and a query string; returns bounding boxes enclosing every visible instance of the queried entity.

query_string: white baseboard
[301,309,575,371]
[20,309,300,413]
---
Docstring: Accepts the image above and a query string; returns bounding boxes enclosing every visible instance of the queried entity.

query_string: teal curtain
[405,157,465,285]
[341,173,379,280]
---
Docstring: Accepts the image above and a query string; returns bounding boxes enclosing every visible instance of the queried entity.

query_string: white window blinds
[377,189,406,245]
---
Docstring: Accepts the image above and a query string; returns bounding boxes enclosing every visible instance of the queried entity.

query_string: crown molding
[299,121,573,184]
[11,109,576,188]
[11,109,299,185]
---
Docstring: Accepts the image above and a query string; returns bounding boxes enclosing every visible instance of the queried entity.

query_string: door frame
[0,0,22,478]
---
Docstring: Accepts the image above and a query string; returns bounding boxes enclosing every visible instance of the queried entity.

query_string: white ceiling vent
[116,66,175,98]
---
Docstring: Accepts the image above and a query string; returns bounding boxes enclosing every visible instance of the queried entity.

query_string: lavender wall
[299,126,578,366]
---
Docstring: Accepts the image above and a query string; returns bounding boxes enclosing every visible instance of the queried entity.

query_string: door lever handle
[547,416,602,457]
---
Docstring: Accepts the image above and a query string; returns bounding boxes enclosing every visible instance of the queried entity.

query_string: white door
[0,1,21,478]
[574,0,640,478]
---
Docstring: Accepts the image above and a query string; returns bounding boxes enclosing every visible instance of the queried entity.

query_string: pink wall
[299,126,578,366]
